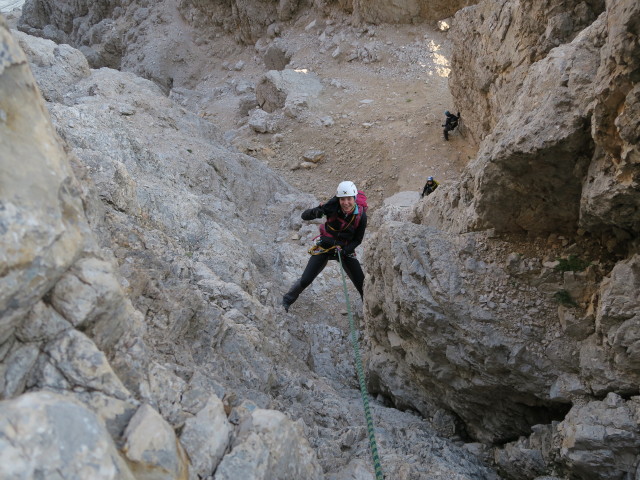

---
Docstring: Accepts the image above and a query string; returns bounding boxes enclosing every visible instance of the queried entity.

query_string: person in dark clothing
[282,181,367,313]
[421,176,439,197]
[442,110,460,141]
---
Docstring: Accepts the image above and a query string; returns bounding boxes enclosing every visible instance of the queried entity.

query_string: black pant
[443,122,457,140]
[283,253,365,306]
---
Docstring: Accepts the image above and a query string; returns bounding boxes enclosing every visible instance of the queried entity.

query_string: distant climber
[421,176,439,197]
[282,181,367,313]
[442,111,460,141]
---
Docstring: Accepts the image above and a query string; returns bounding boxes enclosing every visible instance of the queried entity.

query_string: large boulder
[363,222,577,443]
[122,403,189,480]
[256,68,323,113]
[556,393,640,480]
[214,408,323,480]
[0,15,85,343]
[11,28,90,102]
[0,392,136,480]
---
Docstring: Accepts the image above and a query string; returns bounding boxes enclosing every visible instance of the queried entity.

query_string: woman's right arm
[301,196,339,220]
[301,206,324,220]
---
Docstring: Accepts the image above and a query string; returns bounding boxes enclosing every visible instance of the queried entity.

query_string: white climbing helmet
[336,181,357,197]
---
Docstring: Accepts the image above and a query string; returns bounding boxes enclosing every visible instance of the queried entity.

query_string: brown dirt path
[203,19,478,209]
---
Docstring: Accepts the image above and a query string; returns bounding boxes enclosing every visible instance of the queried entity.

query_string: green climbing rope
[337,250,385,480]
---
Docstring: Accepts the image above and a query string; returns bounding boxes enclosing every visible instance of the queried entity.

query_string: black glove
[301,207,323,220]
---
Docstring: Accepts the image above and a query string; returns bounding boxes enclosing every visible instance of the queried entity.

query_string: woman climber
[282,181,368,312]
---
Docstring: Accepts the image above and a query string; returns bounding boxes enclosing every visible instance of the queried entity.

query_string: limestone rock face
[1,20,324,480]
[449,0,605,143]
[425,7,605,235]
[367,53,639,467]
[363,222,574,443]
[590,254,640,393]
[5,0,639,477]
[555,393,640,480]
[364,217,640,476]
[0,391,137,480]
[495,393,640,480]
[19,0,126,67]
[14,0,478,105]
[434,0,639,241]
[177,0,279,45]
[0,16,85,343]
[579,0,640,238]
[402,10,639,473]
[18,0,477,63]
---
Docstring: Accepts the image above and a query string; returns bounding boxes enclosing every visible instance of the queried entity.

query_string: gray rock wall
[0,20,325,480]
[579,0,640,239]
[16,0,477,87]
[0,15,85,341]
[363,216,640,478]
[449,0,605,142]
[364,2,639,477]
[363,223,573,443]
[432,0,639,241]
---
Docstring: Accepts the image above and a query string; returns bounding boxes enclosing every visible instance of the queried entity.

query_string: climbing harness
[337,250,385,480]
[307,243,338,256]
[307,243,357,258]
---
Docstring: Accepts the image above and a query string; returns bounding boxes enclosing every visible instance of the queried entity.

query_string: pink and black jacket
[301,196,367,256]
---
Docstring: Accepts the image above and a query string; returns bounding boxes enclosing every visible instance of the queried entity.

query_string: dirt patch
[198,19,478,210]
